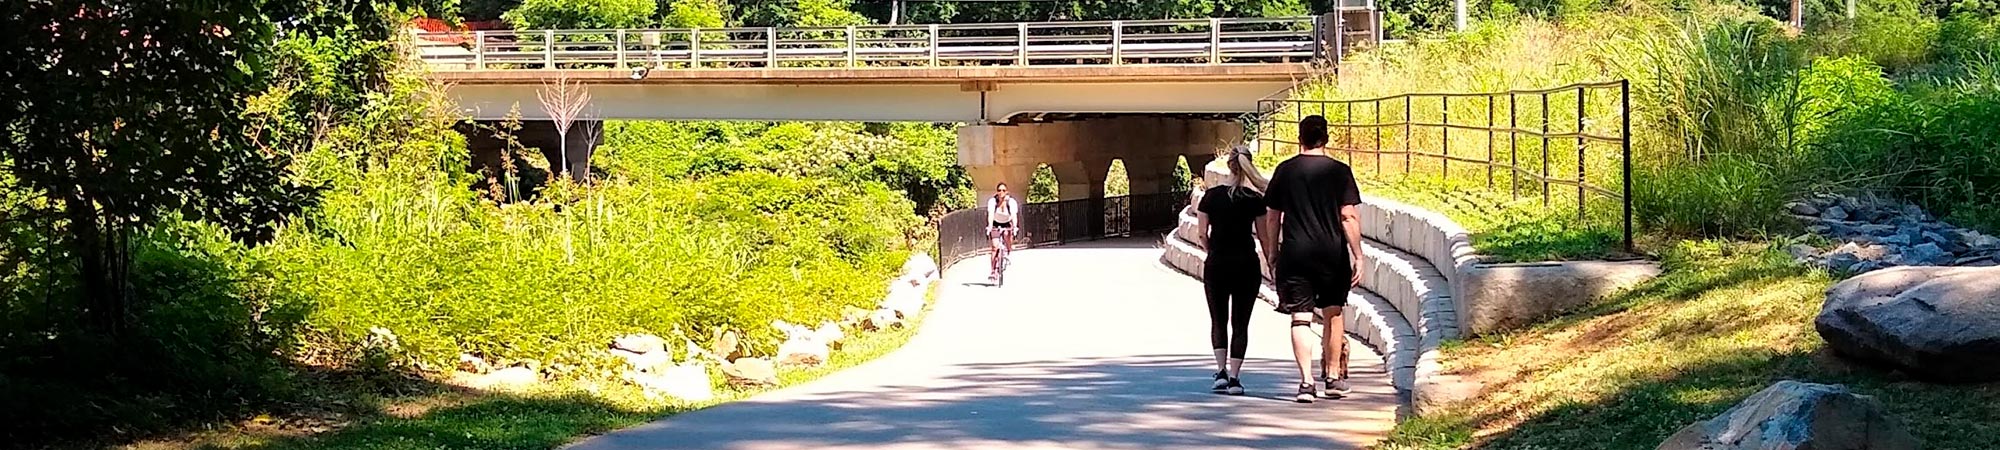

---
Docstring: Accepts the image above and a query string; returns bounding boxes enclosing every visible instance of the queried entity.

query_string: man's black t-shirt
[1197,185,1266,269]
[1265,155,1363,260]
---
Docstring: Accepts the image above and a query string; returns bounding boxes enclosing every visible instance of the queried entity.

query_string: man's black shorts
[1273,251,1353,314]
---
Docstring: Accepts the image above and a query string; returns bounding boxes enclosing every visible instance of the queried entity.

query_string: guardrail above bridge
[414,17,1334,71]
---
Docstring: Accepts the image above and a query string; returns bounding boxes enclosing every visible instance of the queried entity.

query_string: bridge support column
[1124,156,1184,196]
[966,164,1035,206]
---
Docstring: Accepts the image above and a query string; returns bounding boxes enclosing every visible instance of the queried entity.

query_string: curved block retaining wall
[1162,161,1659,413]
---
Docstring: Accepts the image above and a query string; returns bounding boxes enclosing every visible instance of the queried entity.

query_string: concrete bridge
[416,13,1380,197]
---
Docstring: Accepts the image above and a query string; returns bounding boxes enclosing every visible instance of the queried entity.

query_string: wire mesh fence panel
[936,191,1191,269]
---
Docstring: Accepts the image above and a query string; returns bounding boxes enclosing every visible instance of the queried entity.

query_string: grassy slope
[1380,241,2000,450]
[126,290,935,450]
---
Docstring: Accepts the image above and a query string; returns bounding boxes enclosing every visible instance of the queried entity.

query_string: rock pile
[1788,193,2000,273]
[607,333,714,401]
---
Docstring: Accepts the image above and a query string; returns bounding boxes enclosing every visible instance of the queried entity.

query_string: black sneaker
[1320,377,1352,399]
[1224,378,1245,396]
[1210,371,1229,391]
[1294,383,1316,403]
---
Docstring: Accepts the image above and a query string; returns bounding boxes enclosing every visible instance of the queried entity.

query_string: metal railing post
[1541,92,1550,208]
[1509,93,1518,200]
[1576,87,1588,222]
[544,30,555,69]
[1442,96,1451,181]
[928,24,940,66]
[1017,23,1030,66]
[616,30,627,67]
[1208,18,1222,64]
[690,29,702,67]
[474,31,486,69]
[1621,80,1634,253]
[766,27,777,67]
[1111,21,1123,65]
[1486,93,1495,190]
[1374,100,1382,174]
[846,26,858,67]
[1403,95,1412,175]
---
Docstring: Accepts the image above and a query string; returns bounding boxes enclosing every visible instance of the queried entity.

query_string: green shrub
[503,0,658,29]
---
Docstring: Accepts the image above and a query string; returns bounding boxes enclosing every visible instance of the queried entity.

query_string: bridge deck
[429,63,1315,85]
[564,240,1398,450]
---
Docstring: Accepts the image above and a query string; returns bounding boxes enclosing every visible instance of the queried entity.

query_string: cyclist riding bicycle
[987,182,1018,283]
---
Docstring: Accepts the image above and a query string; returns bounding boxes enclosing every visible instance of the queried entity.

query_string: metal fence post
[1509,93,1518,200]
[1540,92,1550,208]
[1111,21,1123,65]
[616,30,627,67]
[846,26,858,67]
[1374,100,1382,174]
[928,24,940,66]
[1442,96,1451,181]
[1345,102,1354,161]
[1486,94,1495,190]
[544,29,555,69]
[690,29,702,67]
[1403,95,1412,175]
[1017,23,1030,66]
[474,30,486,69]
[766,27,777,67]
[1621,80,1634,253]
[1209,18,1222,64]
[1576,87,1588,221]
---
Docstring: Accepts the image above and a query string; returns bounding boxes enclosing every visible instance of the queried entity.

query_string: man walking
[1261,115,1365,403]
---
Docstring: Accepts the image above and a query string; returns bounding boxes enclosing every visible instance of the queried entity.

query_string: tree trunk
[65,195,130,337]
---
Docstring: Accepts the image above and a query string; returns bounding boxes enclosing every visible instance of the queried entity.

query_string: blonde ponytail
[1226,144,1269,194]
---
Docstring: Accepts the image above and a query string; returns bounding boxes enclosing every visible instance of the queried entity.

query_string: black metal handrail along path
[937,191,1191,269]
[1250,81,1634,252]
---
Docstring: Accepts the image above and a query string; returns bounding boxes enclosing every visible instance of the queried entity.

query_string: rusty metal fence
[1251,80,1634,252]
[938,191,1190,269]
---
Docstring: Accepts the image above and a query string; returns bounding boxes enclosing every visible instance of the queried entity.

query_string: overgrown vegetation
[1280,0,2000,260]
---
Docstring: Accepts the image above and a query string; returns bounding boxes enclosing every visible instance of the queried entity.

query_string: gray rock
[1953,255,1994,266]
[1901,204,1931,222]
[1966,231,2000,251]
[1901,243,1952,266]
[1656,381,1917,450]
[1880,233,1912,246]
[611,333,667,355]
[1823,252,1861,271]
[724,357,780,387]
[1821,206,1850,221]
[1806,224,1832,235]
[1851,260,1885,273]
[1788,244,1819,261]
[1816,265,2000,382]
[1788,202,1821,216]
[1850,224,1895,237]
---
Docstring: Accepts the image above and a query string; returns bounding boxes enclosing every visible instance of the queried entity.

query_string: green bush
[595,121,970,215]
[503,0,658,29]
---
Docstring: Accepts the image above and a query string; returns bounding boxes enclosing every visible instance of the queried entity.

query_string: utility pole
[890,0,902,25]
[1846,0,1856,19]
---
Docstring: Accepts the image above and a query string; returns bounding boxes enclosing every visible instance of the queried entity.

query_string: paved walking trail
[567,239,1399,450]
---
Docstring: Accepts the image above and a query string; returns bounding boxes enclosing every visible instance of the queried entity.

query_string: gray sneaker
[1211,371,1229,391]
[1294,383,1316,403]
[1224,378,1245,396]
[1320,378,1352,399]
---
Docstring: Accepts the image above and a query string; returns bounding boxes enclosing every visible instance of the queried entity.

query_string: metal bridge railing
[937,191,1191,269]
[413,17,1324,70]
[1252,81,1634,252]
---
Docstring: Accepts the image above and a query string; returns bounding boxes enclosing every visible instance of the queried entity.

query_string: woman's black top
[1197,185,1267,270]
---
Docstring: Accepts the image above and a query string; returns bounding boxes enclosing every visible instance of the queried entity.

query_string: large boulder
[1816,265,2000,382]
[1657,381,1917,450]
[609,334,671,372]
[902,253,940,282]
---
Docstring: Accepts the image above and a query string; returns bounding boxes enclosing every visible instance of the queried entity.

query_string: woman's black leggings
[1204,268,1259,359]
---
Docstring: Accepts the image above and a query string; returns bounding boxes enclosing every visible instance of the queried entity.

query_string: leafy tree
[738,0,871,27]
[504,0,658,29]
[0,1,409,333]
[662,0,729,27]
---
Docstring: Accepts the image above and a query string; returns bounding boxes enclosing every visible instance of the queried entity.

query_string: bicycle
[988,226,1013,286]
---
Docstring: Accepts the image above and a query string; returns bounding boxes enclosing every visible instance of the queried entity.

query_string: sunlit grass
[1379,241,2000,450]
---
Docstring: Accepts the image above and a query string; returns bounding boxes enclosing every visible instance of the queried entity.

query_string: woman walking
[1196,145,1271,395]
